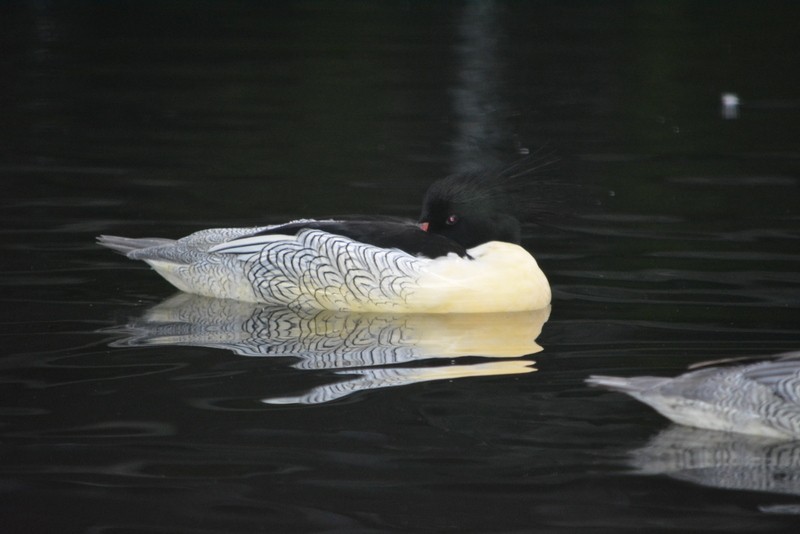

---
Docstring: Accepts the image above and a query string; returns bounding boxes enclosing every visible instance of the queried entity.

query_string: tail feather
[97,235,175,256]
[586,375,669,394]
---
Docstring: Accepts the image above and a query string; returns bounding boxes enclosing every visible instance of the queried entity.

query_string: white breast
[405,241,551,313]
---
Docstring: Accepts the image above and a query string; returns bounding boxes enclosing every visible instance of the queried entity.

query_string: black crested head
[418,155,557,250]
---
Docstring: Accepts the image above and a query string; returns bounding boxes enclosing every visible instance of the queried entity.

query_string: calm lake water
[2,1,800,532]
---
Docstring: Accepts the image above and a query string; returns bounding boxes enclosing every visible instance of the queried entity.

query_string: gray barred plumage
[221,229,425,311]
[587,352,800,439]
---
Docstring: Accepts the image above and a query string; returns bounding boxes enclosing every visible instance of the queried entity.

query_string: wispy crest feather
[425,152,559,221]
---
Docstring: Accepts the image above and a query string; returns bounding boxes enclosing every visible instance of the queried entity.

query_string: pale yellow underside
[405,241,551,313]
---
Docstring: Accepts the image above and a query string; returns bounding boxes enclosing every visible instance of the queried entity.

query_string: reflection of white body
[99,226,551,313]
[265,360,537,405]
[111,293,550,404]
[588,353,800,439]
[631,426,800,499]
[118,293,550,366]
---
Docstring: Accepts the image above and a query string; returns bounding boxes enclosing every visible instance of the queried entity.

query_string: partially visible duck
[587,352,800,439]
[98,159,552,313]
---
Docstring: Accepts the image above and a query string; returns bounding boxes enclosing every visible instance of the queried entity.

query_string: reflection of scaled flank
[113,293,549,369]
[264,360,537,405]
[109,293,549,404]
[629,425,800,499]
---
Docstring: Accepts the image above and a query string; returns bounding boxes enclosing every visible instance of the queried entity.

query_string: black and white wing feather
[742,353,800,406]
[211,228,425,311]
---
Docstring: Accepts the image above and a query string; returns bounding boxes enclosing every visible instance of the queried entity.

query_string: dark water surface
[2,2,800,532]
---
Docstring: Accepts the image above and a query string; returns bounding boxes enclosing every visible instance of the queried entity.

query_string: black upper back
[251,219,469,259]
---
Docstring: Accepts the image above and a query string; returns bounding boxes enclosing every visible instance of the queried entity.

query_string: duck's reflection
[629,425,800,511]
[111,293,549,403]
[265,360,537,405]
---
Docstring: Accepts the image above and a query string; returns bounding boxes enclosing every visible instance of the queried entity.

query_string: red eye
[446,214,458,225]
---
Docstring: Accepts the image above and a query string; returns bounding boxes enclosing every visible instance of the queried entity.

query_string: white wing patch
[212,229,424,311]
[209,233,290,256]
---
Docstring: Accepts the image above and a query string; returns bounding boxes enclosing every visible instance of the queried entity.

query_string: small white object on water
[721,92,740,119]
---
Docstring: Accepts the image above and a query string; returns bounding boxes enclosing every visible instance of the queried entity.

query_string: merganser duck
[587,352,800,439]
[98,160,552,313]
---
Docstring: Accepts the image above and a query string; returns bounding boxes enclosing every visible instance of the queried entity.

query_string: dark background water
[2,1,800,532]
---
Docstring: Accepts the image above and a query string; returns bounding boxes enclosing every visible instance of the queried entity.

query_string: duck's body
[99,221,549,313]
[98,161,553,313]
[587,352,800,439]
